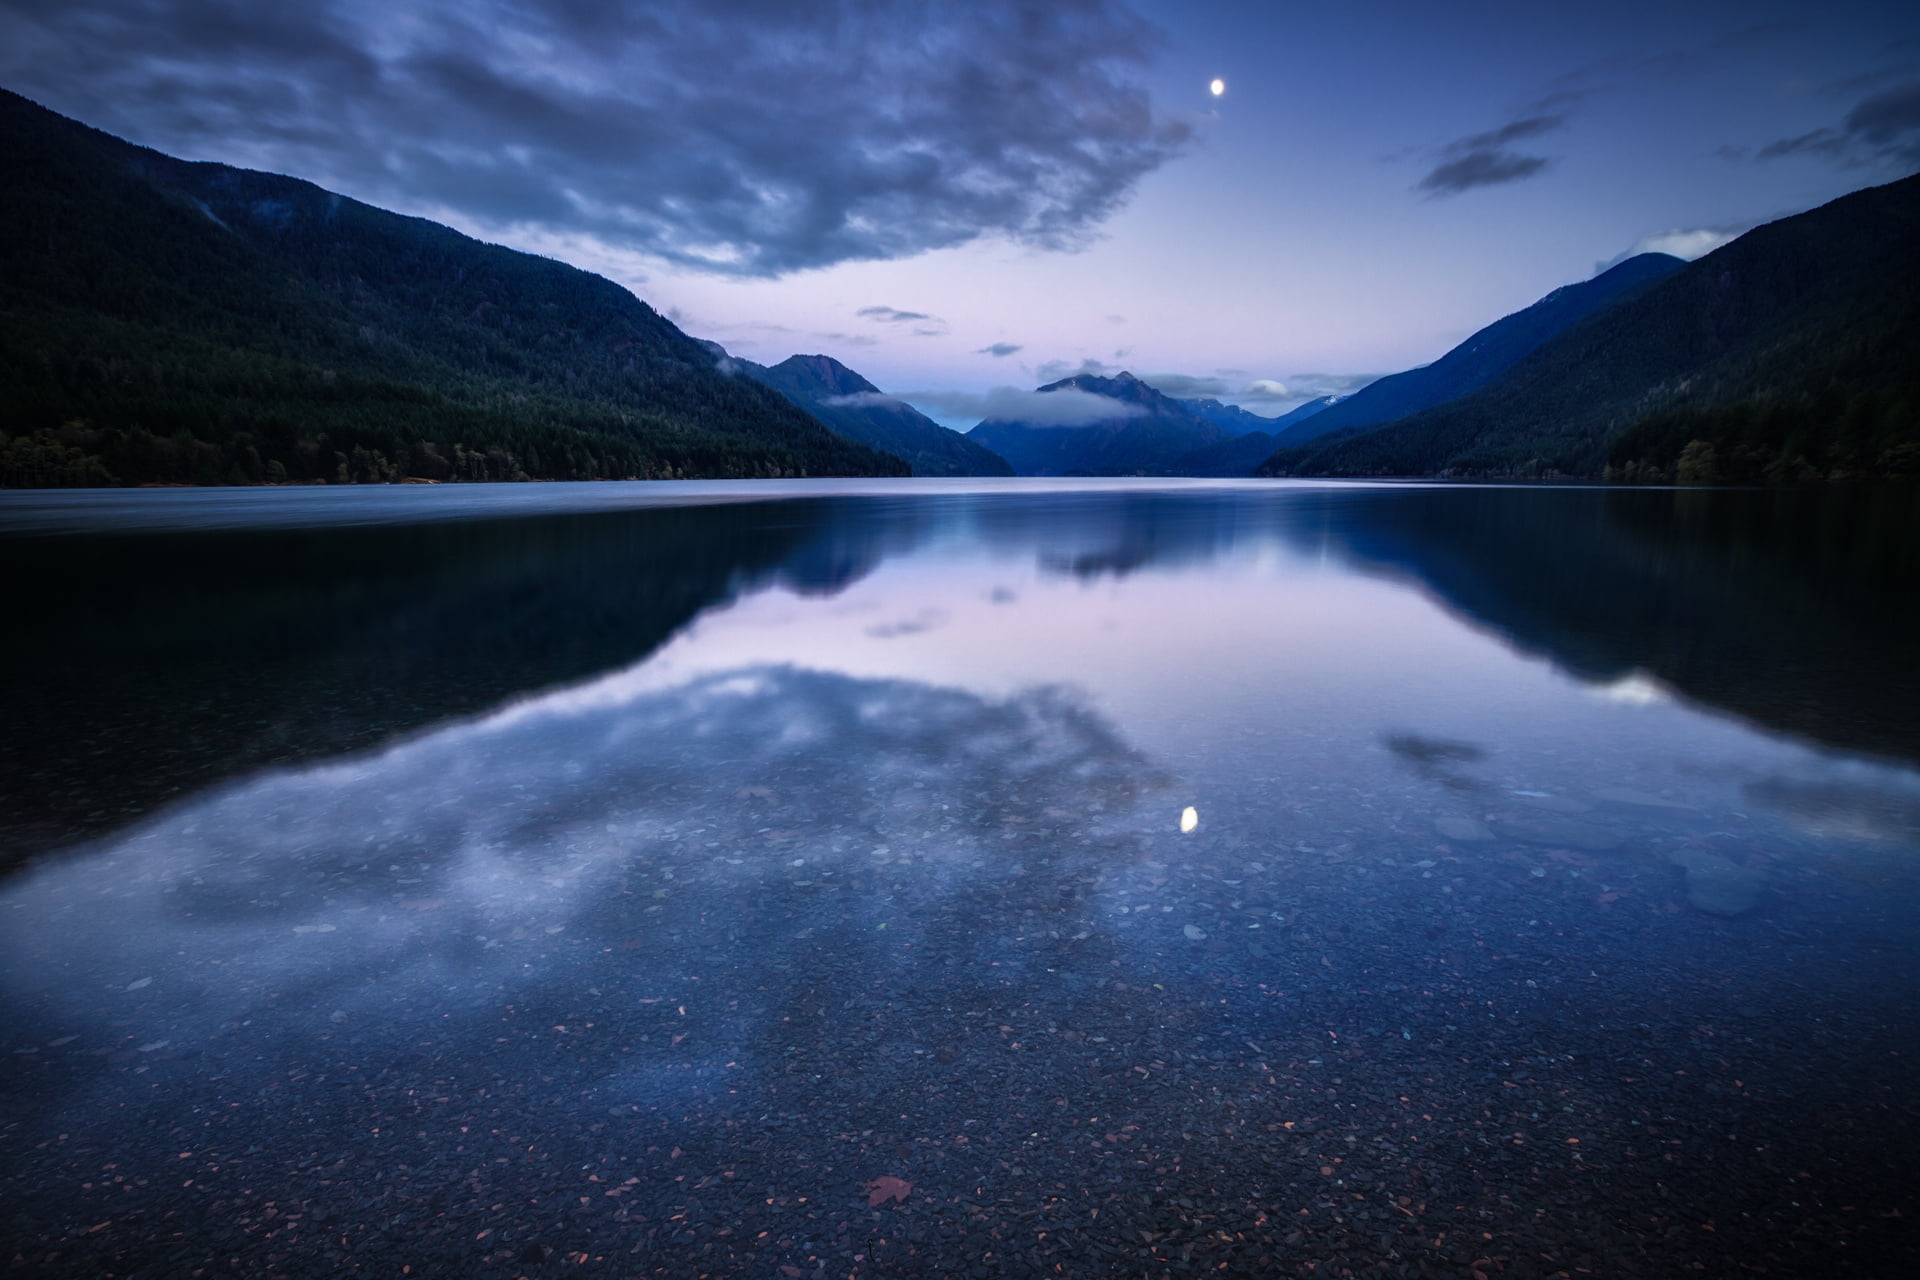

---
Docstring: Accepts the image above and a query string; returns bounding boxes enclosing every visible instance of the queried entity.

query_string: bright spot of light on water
[1180,805,1199,833]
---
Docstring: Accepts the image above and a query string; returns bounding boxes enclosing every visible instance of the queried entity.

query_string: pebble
[1433,816,1493,843]
[1593,786,1695,811]
[1516,792,1590,814]
[1669,849,1764,917]
[1492,815,1626,851]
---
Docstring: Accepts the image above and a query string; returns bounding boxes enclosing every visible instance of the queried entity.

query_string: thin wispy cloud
[977,342,1023,358]
[900,386,1145,428]
[859,304,947,338]
[1135,372,1229,398]
[1748,75,1920,171]
[821,391,906,409]
[1413,26,1796,200]
[1417,114,1565,197]
[1533,23,1795,114]
[1034,357,1116,383]
[0,0,1192,278]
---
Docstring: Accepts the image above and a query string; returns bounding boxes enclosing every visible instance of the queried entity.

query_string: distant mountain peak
[770,353,877,398]
[721,347,1013,477]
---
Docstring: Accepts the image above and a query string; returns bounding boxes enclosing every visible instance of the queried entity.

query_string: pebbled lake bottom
[2,479,1917,1278]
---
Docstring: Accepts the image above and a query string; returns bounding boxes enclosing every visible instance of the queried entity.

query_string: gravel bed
[4,669,1917,1278]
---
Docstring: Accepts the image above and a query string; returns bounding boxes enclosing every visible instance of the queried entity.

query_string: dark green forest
[0,90,908,486]
[1260,173,1920,482]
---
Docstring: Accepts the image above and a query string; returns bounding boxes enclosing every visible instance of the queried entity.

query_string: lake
[3,478,1917,1277]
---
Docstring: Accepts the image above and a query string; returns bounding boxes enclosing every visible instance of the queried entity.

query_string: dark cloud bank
[0,0,1192,276]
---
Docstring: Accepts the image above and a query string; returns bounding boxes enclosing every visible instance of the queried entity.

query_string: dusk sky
[4,0,1916,425]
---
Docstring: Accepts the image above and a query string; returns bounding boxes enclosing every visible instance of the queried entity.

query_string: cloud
[977,342,1023,358]
[0,663,1161,1106]
[821,391,906,410]
[1240,372,1381,408]
[0,0,1193,278]
[1034,357,1115,383]
[1634,227,1745,259]
[899,385,1146,427]
[1531,24,1795,116]
[1596,222,1755,272]
[1406,27,1803,200]
[859,305,946,337]
[1752,75,1920,171]
[1415,114,1565,197]
[1238,379,1292,403]
[1135,372,1230,399]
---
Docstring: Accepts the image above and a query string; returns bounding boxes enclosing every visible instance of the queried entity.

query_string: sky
[2,0,1916,426]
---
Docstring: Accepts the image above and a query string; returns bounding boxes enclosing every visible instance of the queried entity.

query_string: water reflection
[0,667,1166,1077]
[8,483,1917,874]
[0,500,937,867]
[4,481,1918,1274]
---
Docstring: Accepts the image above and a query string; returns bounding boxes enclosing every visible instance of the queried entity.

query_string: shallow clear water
[3,479,1917,1277]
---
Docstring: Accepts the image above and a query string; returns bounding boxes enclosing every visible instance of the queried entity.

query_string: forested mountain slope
[1261,175,1920,481]
[0,89,907,486]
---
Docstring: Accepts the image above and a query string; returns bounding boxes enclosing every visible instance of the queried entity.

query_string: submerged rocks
[1669,849,1764,917]
[1433,815,1494,843]
[1491,815,1627,852]
[1593,786,1695,812]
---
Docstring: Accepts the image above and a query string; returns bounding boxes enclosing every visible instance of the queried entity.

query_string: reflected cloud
[1588,672,1672,705]
[1746,769,1920,845]
[0,666,1170,1109]
[865,608,951,639]
[1382,732,1490,791]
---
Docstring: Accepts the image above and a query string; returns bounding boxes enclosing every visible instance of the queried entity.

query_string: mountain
[1261,174,1920,481]
[1167,431,1290,477]
[1266,395,1345,433]
[721,350,1013,477]
[1179,398,1281,437]
[0,88,907,486]
[1166,396,1347,476]
[966,372,1228,475]
[1269,252,1686,448]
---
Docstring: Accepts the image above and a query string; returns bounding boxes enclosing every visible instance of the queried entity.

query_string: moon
[1209,78,1225,97]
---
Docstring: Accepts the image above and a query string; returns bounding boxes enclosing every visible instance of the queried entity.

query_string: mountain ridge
[0,88,908,486]
[1260,174,1920,481]
[719,349,1014,477]
[1269,252,1686,448]
[965,371,1228,475]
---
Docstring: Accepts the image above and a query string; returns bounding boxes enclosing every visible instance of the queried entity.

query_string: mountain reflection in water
[2,480,1917,1276]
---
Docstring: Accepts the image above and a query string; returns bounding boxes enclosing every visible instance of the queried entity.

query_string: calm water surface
[2,480,1917,1278]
